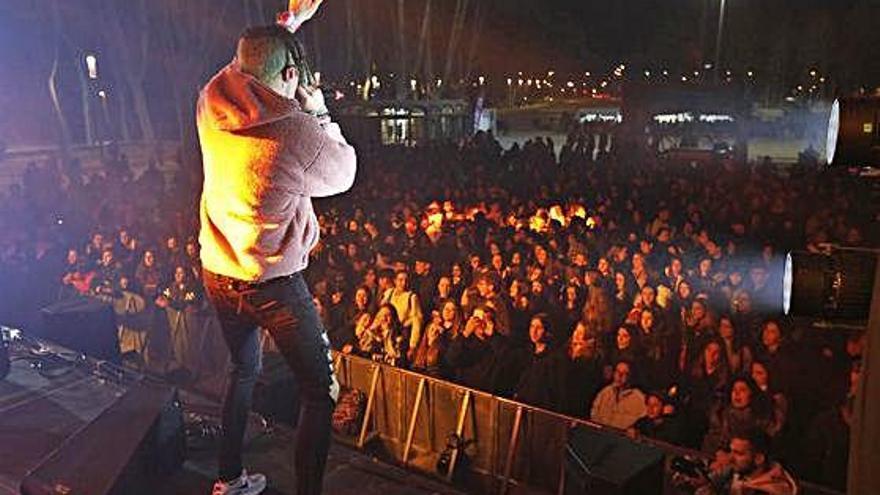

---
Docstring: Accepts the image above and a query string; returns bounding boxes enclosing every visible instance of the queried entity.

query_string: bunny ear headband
[277,0,325,33]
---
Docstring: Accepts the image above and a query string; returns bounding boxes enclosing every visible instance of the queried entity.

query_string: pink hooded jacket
[197,62,356,282]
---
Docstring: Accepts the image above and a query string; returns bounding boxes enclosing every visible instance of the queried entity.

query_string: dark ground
[172,389,466,495]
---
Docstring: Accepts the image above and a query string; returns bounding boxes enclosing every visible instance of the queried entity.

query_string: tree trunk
[424,1,433,98]
[243,0,253,26]
[698,0,710,62]
[344,0,354,77]
[463,2,483,83]
[171,79,186,144]
[128,77,155,143]
[353,1,370,72]
[442,0,468,95]
[414,0,432,76]
[48,51,72,154]
[48,0,71,156]
[395,0,407,99]
[73,51,95,145]
[255,0,267,24]
[351,1,373,100]
[117,85,132,142]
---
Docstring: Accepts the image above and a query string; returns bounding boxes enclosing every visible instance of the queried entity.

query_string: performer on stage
[197,2,356,493]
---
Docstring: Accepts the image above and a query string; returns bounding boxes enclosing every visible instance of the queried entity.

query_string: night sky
[473,0,867,73]
[0,0,877,145]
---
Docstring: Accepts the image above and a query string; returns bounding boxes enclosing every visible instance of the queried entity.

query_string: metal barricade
[331,352,843,495]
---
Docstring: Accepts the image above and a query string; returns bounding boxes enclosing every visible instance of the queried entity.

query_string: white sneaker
[212,470,267,495]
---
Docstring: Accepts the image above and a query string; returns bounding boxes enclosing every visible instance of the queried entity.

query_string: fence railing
[331,351,843,495]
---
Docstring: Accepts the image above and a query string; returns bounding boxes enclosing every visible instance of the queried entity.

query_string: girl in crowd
[514,313,558,408]
[554,321,604,417]
[410,303,456,378]
[684,338,731,448]
[357,303,407,367]
[718,314,753,375]
[750,360,788,438]
[702,375,775,456]
[607,325,642,381]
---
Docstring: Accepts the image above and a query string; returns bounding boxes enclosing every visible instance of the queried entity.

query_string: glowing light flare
[427,211,444,230]
[548,205,567,227]
[529,215,547,233]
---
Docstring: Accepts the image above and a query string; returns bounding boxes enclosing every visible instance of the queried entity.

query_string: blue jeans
[203,270,336,495]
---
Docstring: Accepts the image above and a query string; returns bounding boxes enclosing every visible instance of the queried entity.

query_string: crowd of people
[0,128,876,492]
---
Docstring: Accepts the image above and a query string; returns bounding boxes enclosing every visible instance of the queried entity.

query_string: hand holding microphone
[296,85,330,123]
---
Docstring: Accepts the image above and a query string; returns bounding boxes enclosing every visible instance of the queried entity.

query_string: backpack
[332,386,367,436]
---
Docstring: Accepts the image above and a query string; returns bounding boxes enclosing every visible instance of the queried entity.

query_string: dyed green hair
[236,25,314,87]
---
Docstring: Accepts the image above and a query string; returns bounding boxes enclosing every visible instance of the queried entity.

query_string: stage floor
[171,428,465,495]
[173,391,465,495]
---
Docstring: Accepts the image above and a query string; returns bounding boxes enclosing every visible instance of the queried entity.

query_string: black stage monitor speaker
[19,381,185,495]
[564,425,665,495]
[40,296,120,362]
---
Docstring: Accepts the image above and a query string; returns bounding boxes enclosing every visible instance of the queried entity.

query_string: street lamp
[713,0,727,85]
[85,54,98,80]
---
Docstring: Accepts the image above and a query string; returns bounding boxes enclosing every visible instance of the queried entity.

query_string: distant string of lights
[330,62,837,104]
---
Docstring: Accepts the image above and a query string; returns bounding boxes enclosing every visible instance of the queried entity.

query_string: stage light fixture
[826,97,880,167]
[783,249,877,322]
